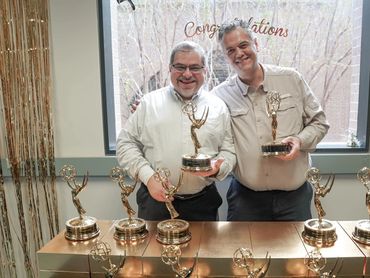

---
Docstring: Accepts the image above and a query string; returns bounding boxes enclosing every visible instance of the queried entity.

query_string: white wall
[50,0,370,225]
[51,0,105,158]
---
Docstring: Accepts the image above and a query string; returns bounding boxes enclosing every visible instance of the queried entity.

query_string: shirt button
[265,173,269,176]
[259,136,262,139]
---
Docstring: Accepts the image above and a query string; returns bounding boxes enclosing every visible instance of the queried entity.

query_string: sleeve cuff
[137,165,155,186]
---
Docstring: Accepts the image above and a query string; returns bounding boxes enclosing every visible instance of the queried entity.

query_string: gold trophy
[60,165,100,241]
[352,167,370,244]
[161,245,197,278]
[232,247,271,278]
[302,167,337,247]
[110,167,148,242]
[261,90,291,156]
[304,248,343,277]
[90,240,126,278]
[154,168,191,245]
[181,102,212,172]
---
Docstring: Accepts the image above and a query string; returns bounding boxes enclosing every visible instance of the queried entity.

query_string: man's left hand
[277,136,301,161]
[187,158,224,177]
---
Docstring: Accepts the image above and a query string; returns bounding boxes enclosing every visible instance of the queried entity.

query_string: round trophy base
[352,219,370,245]
[65,216,100,241]
[302,218,337,247]
[182,154,212,172]
[156,219,192,245]
[114,218,148,242]
[261,143,291,157]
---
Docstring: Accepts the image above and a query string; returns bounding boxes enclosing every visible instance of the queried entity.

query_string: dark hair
[218,18,255,43]
[169,41,206,66]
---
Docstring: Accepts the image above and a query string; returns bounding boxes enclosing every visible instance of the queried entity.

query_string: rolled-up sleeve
[295,73,330,151]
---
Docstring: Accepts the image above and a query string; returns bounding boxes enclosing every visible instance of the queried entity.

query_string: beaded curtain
[0,0,59,276]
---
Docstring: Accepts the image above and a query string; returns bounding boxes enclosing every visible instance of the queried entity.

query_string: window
[99,0,370,154]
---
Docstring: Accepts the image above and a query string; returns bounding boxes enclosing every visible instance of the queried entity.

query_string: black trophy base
[156,219,192,245]
[302,218,337,247]
[261,143,291,157]
[352,219,370,245]
[114,218,148,242]
[182,153,212,172]
[65,216,100,241]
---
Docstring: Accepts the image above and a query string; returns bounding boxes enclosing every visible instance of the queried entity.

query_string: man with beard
[116,41,236,221]
[213,18,329,221]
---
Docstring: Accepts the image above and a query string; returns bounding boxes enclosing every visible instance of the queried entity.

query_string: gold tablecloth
[37,220,369,277]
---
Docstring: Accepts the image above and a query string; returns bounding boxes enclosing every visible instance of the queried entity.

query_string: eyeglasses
[171,64,204,73]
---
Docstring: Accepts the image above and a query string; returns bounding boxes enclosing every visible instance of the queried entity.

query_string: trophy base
[114,218,148,242]
[261,143,291,157]
[352,219,370,245]
[302,218,337,247]
[182,153,212,172]
[156,219,192,245]
[65,216,100,241]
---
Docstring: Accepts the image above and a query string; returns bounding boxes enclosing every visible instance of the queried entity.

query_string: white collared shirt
[116,86,236,194]
[212,64,329,191]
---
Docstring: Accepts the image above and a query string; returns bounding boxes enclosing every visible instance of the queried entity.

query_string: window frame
[98,0,116,155]
[98,0,370,156]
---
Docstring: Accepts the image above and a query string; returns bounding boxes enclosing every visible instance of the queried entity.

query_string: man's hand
[130,98,141,113]
[277,136,301,161]
[188,158,224,177]
[147,175,173,202]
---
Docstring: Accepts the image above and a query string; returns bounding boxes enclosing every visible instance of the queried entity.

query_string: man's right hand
[147,175,171,202]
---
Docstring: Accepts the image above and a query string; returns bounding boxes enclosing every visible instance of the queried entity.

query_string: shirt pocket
[230,108,249,118]
[276,94,303,138]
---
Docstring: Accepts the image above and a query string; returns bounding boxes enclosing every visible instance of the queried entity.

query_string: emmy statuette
[261,91,291,156]
[233,247,271,278]
[154,168,191,245]
[181,102,212,172]
[304,249,343,277]
[90,240,126,278]
[302,167,337,247]
[161,245,197,278]
[60,165,100,241]
[110,167,148,242]
[352,167,370,244]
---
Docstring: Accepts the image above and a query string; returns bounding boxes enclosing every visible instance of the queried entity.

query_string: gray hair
[218,18,255,43]
[169,41,207,66]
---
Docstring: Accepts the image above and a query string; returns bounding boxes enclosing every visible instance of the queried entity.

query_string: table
[37,220,369,277]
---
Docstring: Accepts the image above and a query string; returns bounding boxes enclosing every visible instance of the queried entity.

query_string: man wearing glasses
[116,41,236,221]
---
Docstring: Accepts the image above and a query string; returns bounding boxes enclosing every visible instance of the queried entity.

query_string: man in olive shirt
[212,18,329,221]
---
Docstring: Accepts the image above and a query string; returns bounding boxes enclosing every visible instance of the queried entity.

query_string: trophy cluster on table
[59,101,211,246]
[58,101,213,277]
[58,96,370,277]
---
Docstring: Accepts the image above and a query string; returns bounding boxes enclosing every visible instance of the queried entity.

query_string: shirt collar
[236,63,270,95]
[169,85,201,103]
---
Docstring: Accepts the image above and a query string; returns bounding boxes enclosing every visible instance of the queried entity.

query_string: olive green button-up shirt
[212,64,329,191]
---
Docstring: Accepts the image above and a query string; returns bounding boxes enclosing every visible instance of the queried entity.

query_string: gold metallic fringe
[0,0,59,276]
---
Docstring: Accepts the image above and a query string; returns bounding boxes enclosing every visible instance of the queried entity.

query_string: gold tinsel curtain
[0,0,59,277]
